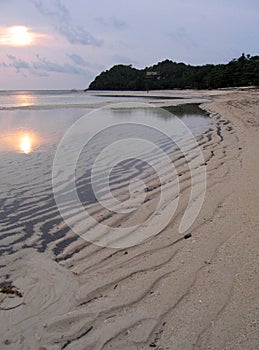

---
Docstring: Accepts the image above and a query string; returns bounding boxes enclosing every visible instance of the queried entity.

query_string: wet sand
[0,89,258,350]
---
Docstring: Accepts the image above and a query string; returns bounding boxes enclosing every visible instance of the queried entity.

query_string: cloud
[32,0,102,46]
[7,54,16,60]
[167,27,199,49]
[5,56,30,71]
[95,16,128,30]
[67,53,105,72]
[0,62,8,68]
[67,53,87,66]
[58,23,102,46]
[34,55,89,75]
[1,54,91,77]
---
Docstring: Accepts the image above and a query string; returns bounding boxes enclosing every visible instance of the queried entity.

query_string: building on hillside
[145,71,161,80]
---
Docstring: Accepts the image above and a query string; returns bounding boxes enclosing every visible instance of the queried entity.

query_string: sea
[0,90,212,260]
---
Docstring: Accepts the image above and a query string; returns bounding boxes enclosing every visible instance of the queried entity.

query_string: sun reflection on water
[19,133,32,154]
[17,130,39,154]
[15,93,34,107]
[0,129,40,154]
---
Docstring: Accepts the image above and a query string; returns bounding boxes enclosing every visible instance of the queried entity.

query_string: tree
[86,54,259,91]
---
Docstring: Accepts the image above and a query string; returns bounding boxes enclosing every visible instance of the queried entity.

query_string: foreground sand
[0,90,258,349]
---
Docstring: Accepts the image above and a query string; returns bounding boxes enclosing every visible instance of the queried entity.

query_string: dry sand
[0,89,258,350]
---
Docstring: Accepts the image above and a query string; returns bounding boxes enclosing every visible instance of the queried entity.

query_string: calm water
[0,90,183,110]
[0,90,110,109]
[0,90,211,255]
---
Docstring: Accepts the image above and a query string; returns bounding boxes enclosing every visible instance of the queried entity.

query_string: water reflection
[0,108,90,154]
[14,93,34,107]
[163,104,209,117]
[0,129,40,154]
[18,131,36,154]
[0,105,211,256]
[0,106,210,155]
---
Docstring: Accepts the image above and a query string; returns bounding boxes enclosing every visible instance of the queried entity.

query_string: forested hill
[87,54,259,90]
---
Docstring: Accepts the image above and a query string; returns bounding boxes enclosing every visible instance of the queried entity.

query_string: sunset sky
[0,0,258,90]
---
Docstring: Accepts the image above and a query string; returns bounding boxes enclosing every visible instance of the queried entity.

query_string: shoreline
[0,89,258,349]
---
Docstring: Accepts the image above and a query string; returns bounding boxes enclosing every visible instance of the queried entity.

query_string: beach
[0,89,258,350]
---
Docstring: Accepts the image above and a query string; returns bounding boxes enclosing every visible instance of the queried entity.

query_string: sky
[0,0,258,90]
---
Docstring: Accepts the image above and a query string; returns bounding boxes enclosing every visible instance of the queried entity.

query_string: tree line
[87,54,259,91]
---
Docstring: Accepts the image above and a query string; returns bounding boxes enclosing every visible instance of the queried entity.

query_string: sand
[0,89,258,350]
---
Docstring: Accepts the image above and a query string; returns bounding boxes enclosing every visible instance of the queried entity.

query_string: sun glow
[17,130,39,154]
[20,134,32,154]
[0,129,40,154]
[9,26,32,46]
[0,26,42,46]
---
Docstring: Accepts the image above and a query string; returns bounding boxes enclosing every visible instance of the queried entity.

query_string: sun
[0,26,36,46]
[8,26,33,46]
